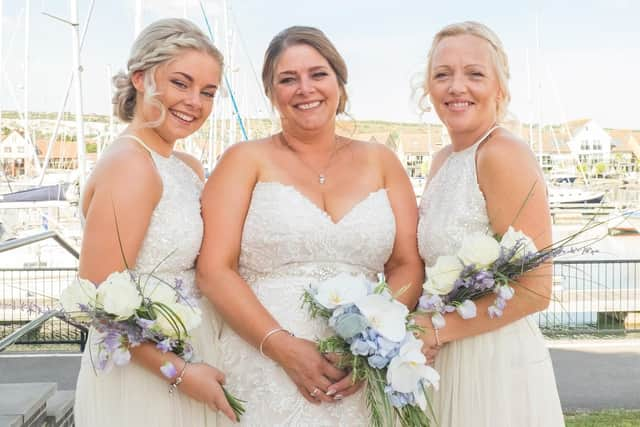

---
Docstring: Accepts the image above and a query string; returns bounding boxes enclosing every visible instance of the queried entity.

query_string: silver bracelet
[259,327,293,357]
[169,361,188,395]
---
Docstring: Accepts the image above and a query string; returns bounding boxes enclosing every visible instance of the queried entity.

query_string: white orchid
[387,335,440,409]
[59,278,97,313]
[314,272,370,310]
[424,255,464,295]
[96,271,142,320]
[500,226,538,261]
[355,294,409,342]
[457,232,501,268]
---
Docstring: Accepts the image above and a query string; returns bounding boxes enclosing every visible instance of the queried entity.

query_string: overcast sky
[1,0,638,130]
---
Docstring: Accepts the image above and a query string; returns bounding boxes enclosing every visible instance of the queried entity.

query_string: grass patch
[565,410,640,426]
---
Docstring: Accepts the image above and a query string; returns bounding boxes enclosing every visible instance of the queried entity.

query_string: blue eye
[279,77,295,84]
[202,91,215,99]
[172,79,187,89]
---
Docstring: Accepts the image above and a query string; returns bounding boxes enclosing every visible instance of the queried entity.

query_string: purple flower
[112,346,131,366]
[136,317,156,330]
[103,330,123,353]
[488,305,503,318]
[156,338,172,353]
[497,285,514,300]
[160,361,177,379]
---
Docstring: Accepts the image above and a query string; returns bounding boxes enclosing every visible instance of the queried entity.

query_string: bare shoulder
[218,138,271,165]
[477,129,537,171]
[173,151,205,181]
[92,140,161,192]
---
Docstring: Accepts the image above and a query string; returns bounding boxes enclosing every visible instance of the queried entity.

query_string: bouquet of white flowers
[303,273,439,427]
[60,270,245,419]
[418,225,576,327]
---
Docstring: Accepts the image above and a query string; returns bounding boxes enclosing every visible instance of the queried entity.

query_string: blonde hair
[420,21,511,122]
[262,26,349,115]
[112,18,224,125]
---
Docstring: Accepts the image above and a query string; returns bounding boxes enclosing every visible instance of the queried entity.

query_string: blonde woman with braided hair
[74,18,236,425]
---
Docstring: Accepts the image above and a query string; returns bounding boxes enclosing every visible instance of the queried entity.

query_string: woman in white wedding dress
[415,22,564,426]
[197,26,424,426]
[74,19,236,426]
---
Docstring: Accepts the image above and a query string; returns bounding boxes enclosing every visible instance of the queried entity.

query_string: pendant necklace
[279,132,339,185]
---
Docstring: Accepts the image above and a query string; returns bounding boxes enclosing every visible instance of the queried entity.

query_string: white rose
[96,271,142,319]
[457,232,501,268]
[155,302,202,338]
[142,279,178,305]
[60,278,97,313]
[314,272,370,310]
[423,255,463,295]
[500,226,538,261]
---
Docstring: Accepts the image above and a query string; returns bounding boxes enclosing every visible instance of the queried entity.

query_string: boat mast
[535,12,543,162]
[0,0,3,137]
[24,0,42,175]
[70,0,86,191]
[134,0,143,38]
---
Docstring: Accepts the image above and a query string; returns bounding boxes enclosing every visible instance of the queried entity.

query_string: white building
[0,131,38,177]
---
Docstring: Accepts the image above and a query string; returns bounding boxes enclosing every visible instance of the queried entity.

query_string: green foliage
[564,410,640,426]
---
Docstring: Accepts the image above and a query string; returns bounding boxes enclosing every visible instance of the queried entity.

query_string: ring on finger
[310,387,320,398]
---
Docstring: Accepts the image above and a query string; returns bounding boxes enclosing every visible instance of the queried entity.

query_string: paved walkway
[1,339,639,411]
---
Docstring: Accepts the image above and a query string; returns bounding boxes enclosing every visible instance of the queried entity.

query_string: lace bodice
[238,182,395,282]
[418,140,492,267]
[134,150,203,276]
[219,181,396,426]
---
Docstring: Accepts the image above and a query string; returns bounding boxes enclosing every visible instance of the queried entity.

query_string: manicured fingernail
[334,394,344,401]
[326,389,336,396]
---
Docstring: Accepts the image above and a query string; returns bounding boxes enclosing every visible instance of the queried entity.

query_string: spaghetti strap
[119,134,154,154]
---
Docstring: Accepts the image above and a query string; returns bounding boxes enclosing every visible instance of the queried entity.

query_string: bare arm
[197,141,345,403]
[378,145,424,308]
[418,133,552,345]
[80,144,235,419]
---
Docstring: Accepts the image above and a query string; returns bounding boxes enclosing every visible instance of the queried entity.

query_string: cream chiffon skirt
[432,316,564,427]
[74,298,222,427]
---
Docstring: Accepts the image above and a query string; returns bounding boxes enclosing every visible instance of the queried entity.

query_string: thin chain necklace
[279,132,339,185]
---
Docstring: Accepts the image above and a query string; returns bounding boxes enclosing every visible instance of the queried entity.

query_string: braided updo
[112,18,223,125]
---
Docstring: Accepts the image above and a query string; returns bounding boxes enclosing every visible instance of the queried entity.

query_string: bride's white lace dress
[418,140,564,426]
[74,144,221,427]
[217,182,396,426]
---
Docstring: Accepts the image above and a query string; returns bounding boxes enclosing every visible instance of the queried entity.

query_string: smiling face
[428,34,502,137]
[271,43,341,133]
[134,49,222,143]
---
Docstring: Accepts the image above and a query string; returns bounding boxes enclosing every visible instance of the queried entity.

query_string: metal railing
[0,231,84,351]
[538,259,640,333]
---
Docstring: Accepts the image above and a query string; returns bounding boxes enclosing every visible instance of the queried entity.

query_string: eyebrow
[172,71,218,89]
[277,65,330,76]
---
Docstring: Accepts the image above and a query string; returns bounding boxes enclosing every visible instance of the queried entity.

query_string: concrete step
[45,391,74,427]
[0,382,56,427]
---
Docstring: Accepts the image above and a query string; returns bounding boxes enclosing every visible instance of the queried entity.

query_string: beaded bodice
[133,150,203,276]
[418,140,492,268]
[238,182,395,282]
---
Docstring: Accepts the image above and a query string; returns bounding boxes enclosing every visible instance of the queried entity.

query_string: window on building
[3,147,11,153]
[16,147,25,153]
